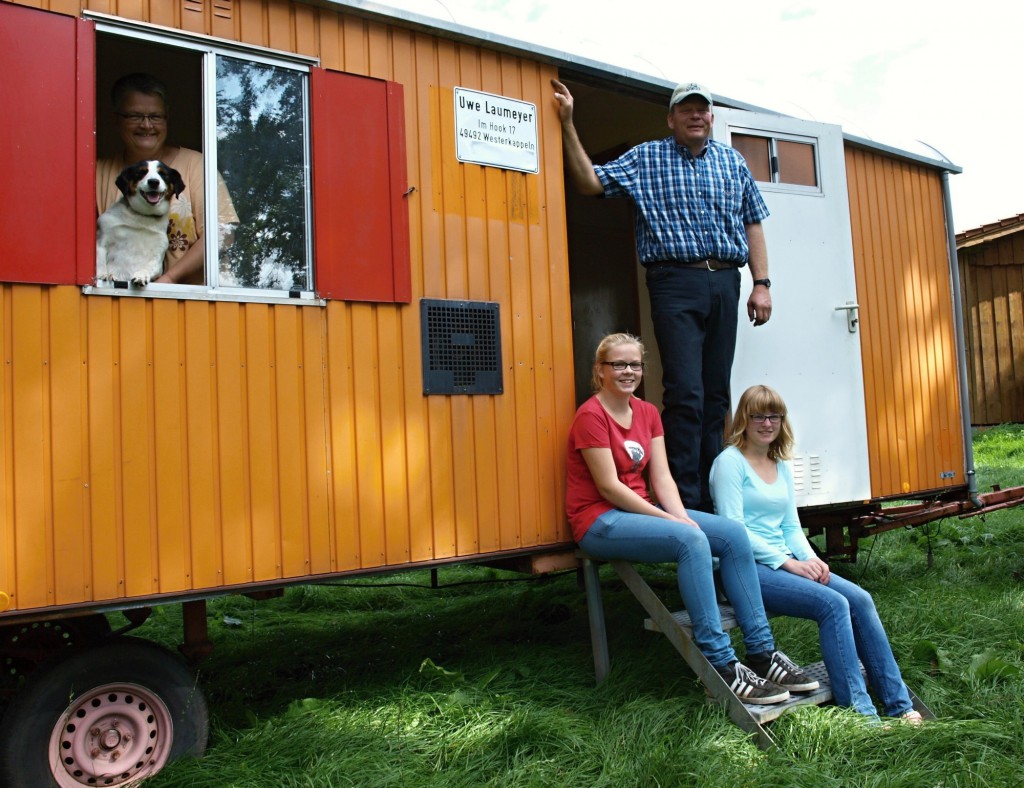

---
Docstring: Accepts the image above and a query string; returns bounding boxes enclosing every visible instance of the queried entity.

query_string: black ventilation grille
[421,299,503,395]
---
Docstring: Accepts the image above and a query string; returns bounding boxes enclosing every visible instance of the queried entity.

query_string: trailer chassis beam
[802,485,1024,561]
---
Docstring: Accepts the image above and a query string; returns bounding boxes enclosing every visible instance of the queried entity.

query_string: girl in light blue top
[709,384,923,724]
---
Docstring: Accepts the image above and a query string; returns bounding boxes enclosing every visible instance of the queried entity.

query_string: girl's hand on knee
[809,556,831,584]
[782,558,825,581]
[671,511,700,528]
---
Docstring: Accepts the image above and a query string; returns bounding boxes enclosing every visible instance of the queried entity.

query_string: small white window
[732,132,820,192]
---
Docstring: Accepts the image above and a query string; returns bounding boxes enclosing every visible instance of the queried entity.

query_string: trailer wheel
[0,637,208,787]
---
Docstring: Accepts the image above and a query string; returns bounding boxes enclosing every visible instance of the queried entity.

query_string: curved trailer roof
[325,0,961,174]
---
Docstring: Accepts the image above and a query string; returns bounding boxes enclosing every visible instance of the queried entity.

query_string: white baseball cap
[669,82,713,108]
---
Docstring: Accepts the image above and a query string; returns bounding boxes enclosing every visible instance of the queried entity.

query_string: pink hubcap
[47,682,174,786]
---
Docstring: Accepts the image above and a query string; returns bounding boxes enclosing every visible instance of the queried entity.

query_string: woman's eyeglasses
[117,112,168,125]
[601,361,645,371]
[750,413,783,424]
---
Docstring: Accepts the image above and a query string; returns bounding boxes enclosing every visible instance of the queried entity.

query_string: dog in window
[96,159,185,286]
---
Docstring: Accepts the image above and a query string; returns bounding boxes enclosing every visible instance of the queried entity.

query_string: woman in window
[567,333,817,703]
[96,72,237,285]
[709,384,923,724]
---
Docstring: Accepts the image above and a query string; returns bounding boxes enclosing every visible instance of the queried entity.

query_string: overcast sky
[364,0,1018,233]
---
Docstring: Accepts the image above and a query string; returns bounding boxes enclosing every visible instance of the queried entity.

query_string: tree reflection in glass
[217,57,309,291]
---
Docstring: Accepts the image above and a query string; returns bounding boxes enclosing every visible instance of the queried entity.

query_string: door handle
[834,302,859,333]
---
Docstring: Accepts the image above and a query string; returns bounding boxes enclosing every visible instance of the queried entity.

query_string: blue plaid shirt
[594,138,769,266]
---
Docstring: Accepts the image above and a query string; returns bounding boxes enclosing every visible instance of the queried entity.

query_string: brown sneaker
[716,661,790,704]
[748,650,820,692]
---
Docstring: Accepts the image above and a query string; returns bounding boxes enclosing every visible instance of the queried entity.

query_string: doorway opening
[560,77,670,407]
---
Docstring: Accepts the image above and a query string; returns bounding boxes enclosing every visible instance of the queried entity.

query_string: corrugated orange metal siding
[0,0,574,613]
[957,234,1024,425]
[845,146,964,498]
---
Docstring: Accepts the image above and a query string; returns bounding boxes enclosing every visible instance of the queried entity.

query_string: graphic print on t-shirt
[624,440,644,472]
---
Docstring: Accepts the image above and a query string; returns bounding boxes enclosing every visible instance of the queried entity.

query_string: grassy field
[146,425,1024,787]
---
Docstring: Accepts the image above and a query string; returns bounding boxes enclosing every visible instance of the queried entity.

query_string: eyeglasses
[117,112,168,125]
[750,413,783,424]
[601,361,645,371]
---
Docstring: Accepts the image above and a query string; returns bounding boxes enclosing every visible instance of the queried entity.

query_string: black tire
[0,636,208,787]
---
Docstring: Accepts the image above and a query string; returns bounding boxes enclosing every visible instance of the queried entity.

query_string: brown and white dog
[96,159,185,286]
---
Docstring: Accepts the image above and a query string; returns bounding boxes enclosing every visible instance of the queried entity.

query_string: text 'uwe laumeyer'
[458,94,535,125]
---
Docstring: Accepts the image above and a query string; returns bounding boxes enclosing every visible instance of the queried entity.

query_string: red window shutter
[0,5,95,286]
[310,68,411,302]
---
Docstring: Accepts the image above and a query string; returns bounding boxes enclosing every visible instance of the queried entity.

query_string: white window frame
[84,13,321,305]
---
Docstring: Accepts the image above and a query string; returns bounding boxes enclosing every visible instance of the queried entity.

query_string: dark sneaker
[749,650,820,692]
[716,661,790,704]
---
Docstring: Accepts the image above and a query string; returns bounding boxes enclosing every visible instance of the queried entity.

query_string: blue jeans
[578,508,775,669]
[755,565,914,717]
[646,265,741,511]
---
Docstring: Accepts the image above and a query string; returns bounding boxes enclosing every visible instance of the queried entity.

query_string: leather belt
[647,258,741,271]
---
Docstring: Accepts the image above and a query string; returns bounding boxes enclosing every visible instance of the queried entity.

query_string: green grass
[142,427,1024,787]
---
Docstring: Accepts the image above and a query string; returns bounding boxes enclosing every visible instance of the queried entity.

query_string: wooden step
[645,605,740,633]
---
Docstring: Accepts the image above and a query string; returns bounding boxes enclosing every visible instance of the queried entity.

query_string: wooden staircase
[579,555,934,747]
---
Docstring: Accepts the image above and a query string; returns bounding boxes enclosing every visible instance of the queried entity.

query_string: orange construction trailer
[1,0,1020,782]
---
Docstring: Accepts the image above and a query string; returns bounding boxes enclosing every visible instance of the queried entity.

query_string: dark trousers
[645,265,740,510]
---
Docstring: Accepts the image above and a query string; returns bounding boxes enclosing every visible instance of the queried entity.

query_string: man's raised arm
[551,79,604,196]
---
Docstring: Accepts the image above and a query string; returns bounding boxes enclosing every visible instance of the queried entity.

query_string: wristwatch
[753,278,771,289]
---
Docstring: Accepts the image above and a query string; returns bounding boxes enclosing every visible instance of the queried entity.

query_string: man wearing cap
[552,78,772,512]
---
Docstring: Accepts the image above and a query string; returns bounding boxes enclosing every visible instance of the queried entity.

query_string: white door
[712,109,870,506]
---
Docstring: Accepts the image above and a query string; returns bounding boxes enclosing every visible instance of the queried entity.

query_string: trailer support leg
[180,600,212,662]
[580,556,610,685]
